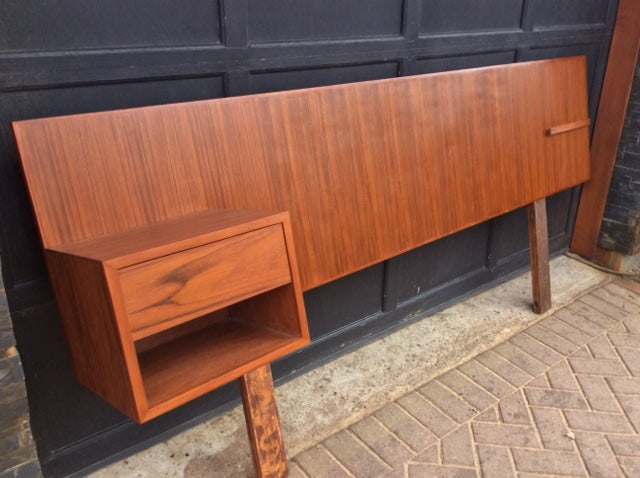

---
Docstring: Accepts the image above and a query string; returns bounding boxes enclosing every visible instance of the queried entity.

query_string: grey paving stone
[526,374,550,389]
[586,334,618,360]
[617,395,640,433]
[376,401,438,451]
[623,313,640,334]
[511,448,585,476]
[457,360,514,399]
[615,346,640,377]
[605,283,640,310]
[507,333,562,366]
[474,350,531,387]
[576,374,620,413]
[288,461,310,478]
[524,387,588,410]
[530,406,574,451]
[574,431,624,477]
[568,301,618,330]
[476,444,515,478]
[607,376,640,394]
[538,316,591,346]
[564,410,634,434]
[294,445,352,478]
[418,381,477,424]
[289,283,640,478]
[474,407,498,423]
[396,392,456,439]
[579,294,629,321]
[497,390,529,425]
[618,456,640,478]
[568,356,629,376]
[525,325,577,356]
[350,417,413,469]
[437,370,497,412]
[323,431,389,477]
[471,422,538,448]
[492,341,547,376]
[407,463,476,478]
[546,360,580,391]
[412,444,438,464]
[608,332,640,348]
[554,307,604,337]
[440,424,474,467]
[607,434,640,456]
[593,286,640,314]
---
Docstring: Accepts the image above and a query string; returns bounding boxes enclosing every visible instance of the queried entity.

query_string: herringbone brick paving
[290,279,640,477]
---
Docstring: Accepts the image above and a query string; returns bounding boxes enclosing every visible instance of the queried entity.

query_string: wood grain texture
[137,318,306,420]
[49,209,289,266]
[571,0,640,258]
[546,119,591,136]
[240,365,288,478]
[119,224,291,336]
[527,199,551,314]
[14,57,591,291]
[44,251,145,420]
[41,210,309,423]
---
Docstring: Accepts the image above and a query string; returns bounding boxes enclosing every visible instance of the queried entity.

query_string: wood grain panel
[138,318,306,420]
[528,199,551,313]
[44,251,144,420]
[240,364,288,478]
[14,57,591,292]
[49,209,290,266]
[119,225,291,335]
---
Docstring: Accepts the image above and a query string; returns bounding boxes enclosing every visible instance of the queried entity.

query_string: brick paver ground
[290,278,640,477]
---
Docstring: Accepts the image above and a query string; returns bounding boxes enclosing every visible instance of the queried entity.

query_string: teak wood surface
[14,56,591,293]
[43,210,310,423]
[13,57,591,476]
[240,364,289,478]
[527,199,551,314]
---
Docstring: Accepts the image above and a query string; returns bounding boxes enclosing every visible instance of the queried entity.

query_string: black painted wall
[0,1,619,476]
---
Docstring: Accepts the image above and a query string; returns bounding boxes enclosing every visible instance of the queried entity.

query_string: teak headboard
[14,56,590,292]
[13,57,591,476]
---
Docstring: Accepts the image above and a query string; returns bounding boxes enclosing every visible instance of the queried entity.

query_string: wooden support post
[528,199,551,314]
[239,364,288,478]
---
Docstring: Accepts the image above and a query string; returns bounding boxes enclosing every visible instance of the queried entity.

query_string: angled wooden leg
[527,198,551,314]
[239,364,288,478]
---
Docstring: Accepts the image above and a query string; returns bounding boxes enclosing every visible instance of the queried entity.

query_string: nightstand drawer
[119,224,291,333]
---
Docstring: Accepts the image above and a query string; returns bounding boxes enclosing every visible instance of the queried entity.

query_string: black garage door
[0,1,619,475]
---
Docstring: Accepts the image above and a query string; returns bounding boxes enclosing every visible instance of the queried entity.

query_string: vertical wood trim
[528,199,551,314]
[240,365,288,478]
[570,0,640,259]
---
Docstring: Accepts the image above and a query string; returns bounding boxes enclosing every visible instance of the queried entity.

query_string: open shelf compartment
[137,314,305,412]
[130,274,309,421]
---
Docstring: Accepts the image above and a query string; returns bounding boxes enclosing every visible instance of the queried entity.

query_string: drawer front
[119,224,291,333]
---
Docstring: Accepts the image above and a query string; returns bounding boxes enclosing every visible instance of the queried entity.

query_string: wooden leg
[239,364,288,478]
[527,199,551,314]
